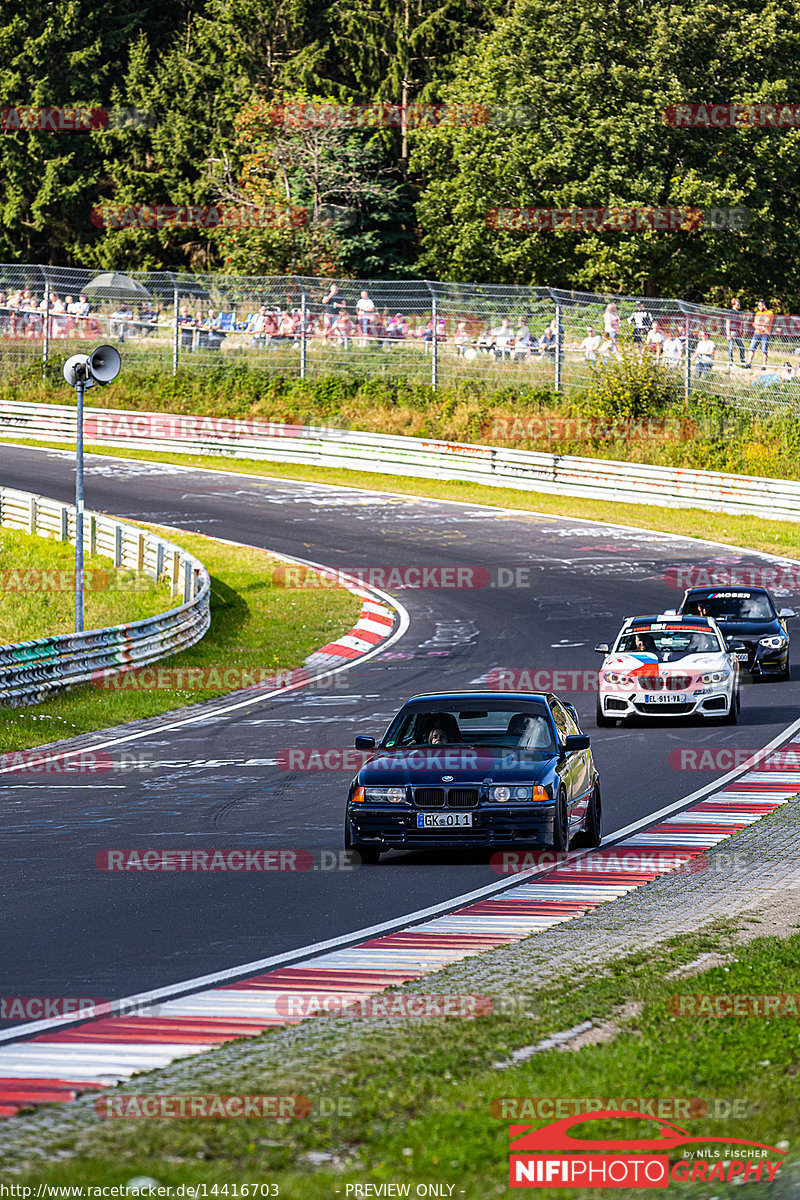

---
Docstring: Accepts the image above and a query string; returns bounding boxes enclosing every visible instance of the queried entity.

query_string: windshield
[683,592,775,622]
[617,627,723,659]
[383,706,557,753]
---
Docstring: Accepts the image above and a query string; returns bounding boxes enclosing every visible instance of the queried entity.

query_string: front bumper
[347,803,556,849]
[599,685,733,719]
[739,643,789,675]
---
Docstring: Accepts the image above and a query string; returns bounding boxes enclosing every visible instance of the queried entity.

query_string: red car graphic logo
[510,1110,784,1155]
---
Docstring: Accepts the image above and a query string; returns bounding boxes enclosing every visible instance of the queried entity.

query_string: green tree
[412,0,800,303]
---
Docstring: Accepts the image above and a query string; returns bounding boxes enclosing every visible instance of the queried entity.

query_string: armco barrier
[0,486,210,705]
[0,399,798,522]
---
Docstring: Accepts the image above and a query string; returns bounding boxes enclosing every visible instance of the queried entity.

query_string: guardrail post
[28,496,36,535]
[297,277,307,381]
[425,282,438,391]
[171,550,180,594]
[555,300,563,392]
[171,273,180,377]
[684,314,692,404]
[60,506,69,541]
[156,542,164,580]
[89,514,97,556]
[114,525,122,567]
[137,532,146,572]
[183,559,192,603]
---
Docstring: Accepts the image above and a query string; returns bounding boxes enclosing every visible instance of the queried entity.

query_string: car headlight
[362,786,406,803]
[602,671,633,686]
[759,636,786,649]
[700,670,730,684]
[489,785,550,802]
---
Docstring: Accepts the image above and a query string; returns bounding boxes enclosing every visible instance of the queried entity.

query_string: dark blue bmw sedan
[344,691,601,863]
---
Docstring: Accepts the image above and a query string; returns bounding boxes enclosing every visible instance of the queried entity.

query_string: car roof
[684,585,771,597]
[405,691,556,704]
[622,614,718,629]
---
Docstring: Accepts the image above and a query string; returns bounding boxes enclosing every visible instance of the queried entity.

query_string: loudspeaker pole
[74,373,85,633]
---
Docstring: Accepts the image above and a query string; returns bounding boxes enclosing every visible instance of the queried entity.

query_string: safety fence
[0,400,796,524]
[1,265,799,413]
[0,486,210,705]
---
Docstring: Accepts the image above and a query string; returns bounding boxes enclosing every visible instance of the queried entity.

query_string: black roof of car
[406,691,556,705]
[684,585,772,597]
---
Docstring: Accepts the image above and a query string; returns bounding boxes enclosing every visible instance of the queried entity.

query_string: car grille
[414,787,445,808]
[412,787,480,809]
[637,675,692,691]
[633,700,694,714]
[447,788,480,808]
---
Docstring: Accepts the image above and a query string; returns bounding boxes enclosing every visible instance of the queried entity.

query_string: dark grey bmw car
[344,691,601,863]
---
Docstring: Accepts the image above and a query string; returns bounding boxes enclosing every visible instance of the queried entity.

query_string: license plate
[417,812,473,829]
[735,652,748,662]
[643,693,686,704]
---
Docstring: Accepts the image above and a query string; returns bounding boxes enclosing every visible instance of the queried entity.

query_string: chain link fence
[2,265,799,411]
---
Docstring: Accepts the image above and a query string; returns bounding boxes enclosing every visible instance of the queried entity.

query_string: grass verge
[0,527,170,644]
[2,914,797,1195]
[0,525,360,755]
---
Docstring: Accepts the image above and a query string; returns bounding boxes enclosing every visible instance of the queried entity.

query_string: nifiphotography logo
[508,1110,785,1188]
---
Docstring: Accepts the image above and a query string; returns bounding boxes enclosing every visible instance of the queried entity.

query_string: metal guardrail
[0,485,210,705]
[0,398,796,523]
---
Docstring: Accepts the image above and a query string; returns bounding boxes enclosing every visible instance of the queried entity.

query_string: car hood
[710,618,782,639]
[358,747,554,786]
[603,651,728,674]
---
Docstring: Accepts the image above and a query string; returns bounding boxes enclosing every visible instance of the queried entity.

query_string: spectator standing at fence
[662,330,682,368]
[493,317,514,358]
[599,333,621,362]
[726,297,745,366]
[333,307,353,349]
[321,283,340,343]
[356,289,375,346]
[692,328,716,378]
[645,321,664,361]
[580,326,602,362]
[513,320,532,361]
[628,301,652,356]
[603,301,620,343]
[745,299,774,368]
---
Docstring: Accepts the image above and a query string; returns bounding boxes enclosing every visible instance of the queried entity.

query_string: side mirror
[594,643,610,654]
[564,734,590,752]
[354,735,375,750]
[779,608,795,619]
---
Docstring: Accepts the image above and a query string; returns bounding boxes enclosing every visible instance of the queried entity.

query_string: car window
[383,706,554,751]
[617,628,723,658]
[683,592,775,621]
[549,699,578,743]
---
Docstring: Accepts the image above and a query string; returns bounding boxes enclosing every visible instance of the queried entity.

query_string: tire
[552,788,570,852]
[584,784,603,847]
[722,688,739,725]
[595,698,613,728]
[344,819,382,864]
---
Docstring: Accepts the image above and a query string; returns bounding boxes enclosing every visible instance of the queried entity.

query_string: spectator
[603,302,620,343]
[645,321,664,361]
[493,317,514,359]
[356,289,375,346]
[110,301,134,341]
[454,320,470,356]
[628,300,652,355]
[477,327,495,355]
[779,361,796,382]
[745,299,774,368]
[662,330,683,368]
[599,334,621,362]
[580,325,602,362]
[726,297,745,366]
[321,283,340,343]
[513,320,532,361]
[246,305,267,347]
[333,307,353,349]
[692,328,715,378]
[540,321,557,356]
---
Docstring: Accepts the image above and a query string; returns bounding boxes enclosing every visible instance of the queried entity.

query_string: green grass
[0,525,360,754]
[4,918,798,1196]
[0,527,170,644]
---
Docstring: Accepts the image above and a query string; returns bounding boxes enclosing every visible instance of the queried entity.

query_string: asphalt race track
[2,443,798,1020]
